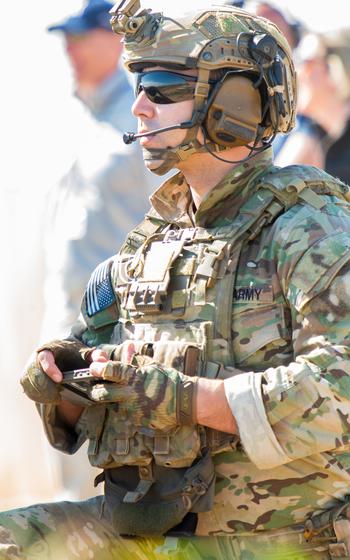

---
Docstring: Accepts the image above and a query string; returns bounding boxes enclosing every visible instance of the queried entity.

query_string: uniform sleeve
[36,403,87,455]
[35,315,90,454]
[225,224,350,469]
[37,260,120,453]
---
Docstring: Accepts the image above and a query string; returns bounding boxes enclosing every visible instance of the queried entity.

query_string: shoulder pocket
[288,232,350,311]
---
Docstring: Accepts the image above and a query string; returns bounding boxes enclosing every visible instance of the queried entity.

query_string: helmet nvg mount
[110,0,297,174]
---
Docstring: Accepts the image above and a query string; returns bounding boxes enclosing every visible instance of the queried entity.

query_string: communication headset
[203,32,285,149]
[205,73,264,147]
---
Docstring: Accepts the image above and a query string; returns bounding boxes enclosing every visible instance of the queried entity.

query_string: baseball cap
[215,1,245,6]
[48,0,114,34]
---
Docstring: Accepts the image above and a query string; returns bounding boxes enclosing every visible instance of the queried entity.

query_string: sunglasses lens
[136,71,196,104]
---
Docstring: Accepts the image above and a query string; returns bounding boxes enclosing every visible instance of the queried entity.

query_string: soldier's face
[131,66,198,171]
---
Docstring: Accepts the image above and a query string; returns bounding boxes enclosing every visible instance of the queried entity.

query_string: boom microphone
[123,120,196,145]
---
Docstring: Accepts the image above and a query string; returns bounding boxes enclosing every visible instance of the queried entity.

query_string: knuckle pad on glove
[36,339,91,371]
[101,361,135,383]
[20,361,61,404]
[89,383,127,403]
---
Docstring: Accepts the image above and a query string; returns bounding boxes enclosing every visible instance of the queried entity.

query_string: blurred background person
[245,0,304,159]
[41,0,158,341]
[246,1,350,184]
[322,28,350,185]
[246,0,302,51]
[37,0,159,501]
[48,0,134,133]
[275,31,350,173]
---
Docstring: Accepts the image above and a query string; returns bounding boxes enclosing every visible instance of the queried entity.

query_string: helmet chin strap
[141,140,202,175]
[142,139,224,175]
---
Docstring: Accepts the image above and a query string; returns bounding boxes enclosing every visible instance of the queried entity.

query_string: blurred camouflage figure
[324,28,350,185]
[275,31,349,172]
[275,27,350,184]
[2,2,350,559]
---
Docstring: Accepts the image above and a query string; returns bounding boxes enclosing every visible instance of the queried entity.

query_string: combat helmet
[110,1,297,174]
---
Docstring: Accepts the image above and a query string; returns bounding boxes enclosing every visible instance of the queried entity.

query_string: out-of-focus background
[0,0,348,510]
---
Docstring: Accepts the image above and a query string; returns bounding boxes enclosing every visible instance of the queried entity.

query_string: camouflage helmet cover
[110,1,297,136]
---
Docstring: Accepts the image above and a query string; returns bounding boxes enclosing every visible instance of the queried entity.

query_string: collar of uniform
[150,148,274,227]
[150,172,194,227]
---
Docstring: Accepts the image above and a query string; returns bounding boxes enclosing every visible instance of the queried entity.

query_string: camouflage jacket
[39,148,350,536]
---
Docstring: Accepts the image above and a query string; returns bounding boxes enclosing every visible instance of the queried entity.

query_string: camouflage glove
[89,359,198,430]
[35,339,94,368]
[21,357,62,404]
[21,339,92,404]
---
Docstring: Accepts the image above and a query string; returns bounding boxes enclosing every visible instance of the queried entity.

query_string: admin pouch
[103,447,215,536]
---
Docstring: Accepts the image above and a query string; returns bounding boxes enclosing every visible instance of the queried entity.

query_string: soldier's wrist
[197,378,238,434]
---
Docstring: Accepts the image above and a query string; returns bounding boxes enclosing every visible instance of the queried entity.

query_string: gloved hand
[88,359,198,430]
[21,357,62,404]
[21,339,93,404]
[36,339,94,369]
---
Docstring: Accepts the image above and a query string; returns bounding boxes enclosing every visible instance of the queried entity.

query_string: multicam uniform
[3,149,350,559]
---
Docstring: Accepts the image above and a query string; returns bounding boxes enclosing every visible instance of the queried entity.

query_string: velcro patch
[86,258,115,317]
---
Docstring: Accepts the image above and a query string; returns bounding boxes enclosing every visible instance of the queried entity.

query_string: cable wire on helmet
[201,125,274,165]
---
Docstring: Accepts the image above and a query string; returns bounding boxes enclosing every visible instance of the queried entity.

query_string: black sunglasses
[135,71,199,104]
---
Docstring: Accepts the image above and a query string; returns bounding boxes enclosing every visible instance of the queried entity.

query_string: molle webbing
[119,210,166,254]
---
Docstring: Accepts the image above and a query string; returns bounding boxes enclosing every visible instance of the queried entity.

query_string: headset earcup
[205,76,262,148]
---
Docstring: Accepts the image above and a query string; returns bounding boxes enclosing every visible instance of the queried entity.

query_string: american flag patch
[85,258,116,317]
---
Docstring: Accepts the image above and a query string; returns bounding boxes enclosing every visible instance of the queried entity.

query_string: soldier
[2,2,350,559]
